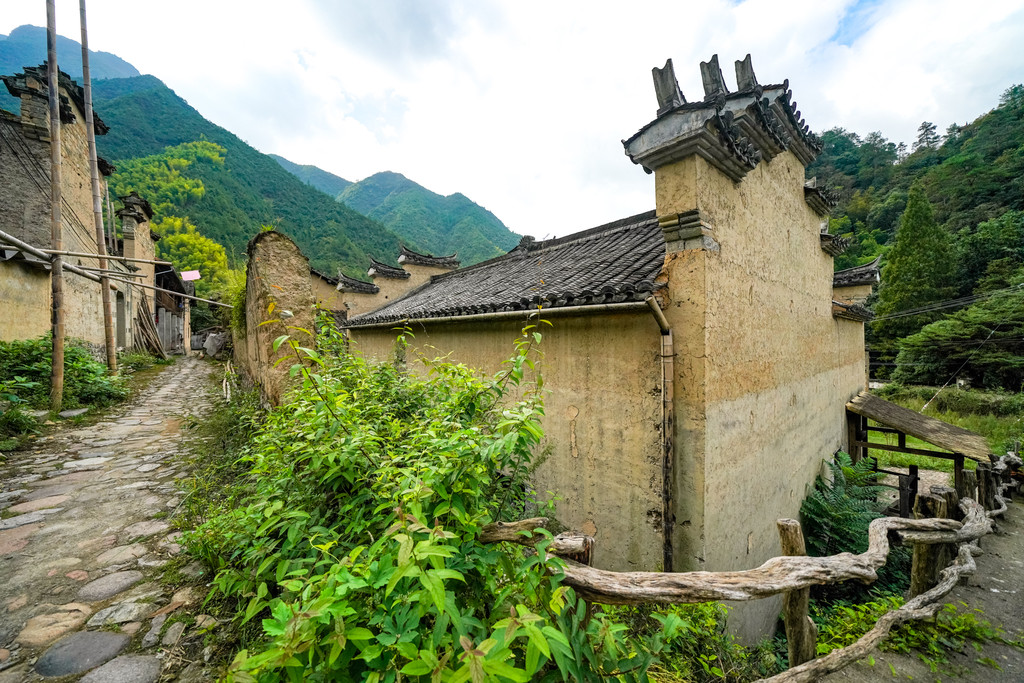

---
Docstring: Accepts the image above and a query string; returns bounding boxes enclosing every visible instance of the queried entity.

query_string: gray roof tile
[346,211,663,326]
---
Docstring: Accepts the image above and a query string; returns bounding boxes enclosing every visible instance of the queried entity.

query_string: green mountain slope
[0,25,139,113]
[269,154,352,197]
[88,75,404,274]
[337,171,519,265]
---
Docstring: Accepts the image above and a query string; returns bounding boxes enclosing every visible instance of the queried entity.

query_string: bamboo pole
[102,274,234,308]
[105,184,115,254]
[38,249,172,265]
[78,0,116,372]
[46,0,65,412]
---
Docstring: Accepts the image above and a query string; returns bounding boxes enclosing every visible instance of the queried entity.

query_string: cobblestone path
[0,357,217,682]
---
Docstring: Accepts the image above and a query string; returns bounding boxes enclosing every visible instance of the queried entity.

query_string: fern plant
[800,451,910,597]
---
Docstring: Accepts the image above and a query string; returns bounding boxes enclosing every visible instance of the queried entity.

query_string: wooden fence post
[777,519,817,667]
[956,468,977,502]
[909,493,947,597]
[977,463,996,511]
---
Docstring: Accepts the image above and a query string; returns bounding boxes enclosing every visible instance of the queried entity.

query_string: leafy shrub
[0,335,128,409]
[876,383,1024,417]
[118,351,174,373]
[187,320,674,681]
[800,452,910,598]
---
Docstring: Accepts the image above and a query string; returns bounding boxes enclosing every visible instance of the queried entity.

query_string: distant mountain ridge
[0,24,139,112]
[268,154,352,198]
[337,171,520,265]
[1,25,517,273]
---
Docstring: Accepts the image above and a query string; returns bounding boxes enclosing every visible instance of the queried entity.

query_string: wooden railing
[480,453,1022,682]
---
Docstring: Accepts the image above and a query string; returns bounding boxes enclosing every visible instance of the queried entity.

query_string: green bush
[876,384,1024,416]
[118,351,174,373]
[0,335,128,409]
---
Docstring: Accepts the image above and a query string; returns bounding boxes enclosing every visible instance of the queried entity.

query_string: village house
[0,64,190,357]
[335,55,873,637]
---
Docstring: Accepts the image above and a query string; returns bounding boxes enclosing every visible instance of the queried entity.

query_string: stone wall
[350,310,667,571]
[240,231,314,406]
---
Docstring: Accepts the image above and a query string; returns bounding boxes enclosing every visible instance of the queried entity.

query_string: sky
[2,0,1023,239]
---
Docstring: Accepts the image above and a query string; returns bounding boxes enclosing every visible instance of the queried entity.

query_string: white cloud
[3,0,1023,239]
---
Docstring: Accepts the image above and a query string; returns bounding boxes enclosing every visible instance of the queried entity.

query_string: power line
[871,284,1024,322]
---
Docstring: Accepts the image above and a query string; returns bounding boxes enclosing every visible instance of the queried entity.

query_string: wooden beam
[853,440,958,460]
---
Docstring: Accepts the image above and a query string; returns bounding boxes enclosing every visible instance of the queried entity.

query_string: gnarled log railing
[478,453,1021,682]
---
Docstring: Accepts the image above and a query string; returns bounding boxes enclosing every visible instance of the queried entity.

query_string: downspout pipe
[646,296,675,572]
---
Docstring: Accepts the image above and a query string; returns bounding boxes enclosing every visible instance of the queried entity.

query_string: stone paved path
[0,358,216,682]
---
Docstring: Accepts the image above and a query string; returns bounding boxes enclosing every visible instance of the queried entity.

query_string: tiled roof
[834,256,881,288]
[820,232,850,257]
[337,273,379,294]
[368,257,409,279]
[832,300,874,322]
[346,210,664,327]
[398,245,460,269]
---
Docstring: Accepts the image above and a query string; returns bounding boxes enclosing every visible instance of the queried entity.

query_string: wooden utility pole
[46,0,65,412]
[78,0,117,372]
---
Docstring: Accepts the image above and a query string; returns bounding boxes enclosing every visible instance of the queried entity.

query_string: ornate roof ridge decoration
[398,245,460,269]
[820,232,851,257]
[117,191,154,220]
[97,157,116,177]
[805,182,840,217]
[623,54,823,178]
[833,255,882,288]
[367,257,410,279]
[337,272,379,294]
[2,64,108,134]
[832,299,874,322]
[345,211,665,327]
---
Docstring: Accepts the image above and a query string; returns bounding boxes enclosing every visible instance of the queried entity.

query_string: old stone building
[0,64,190,357]
[338,55,872,638]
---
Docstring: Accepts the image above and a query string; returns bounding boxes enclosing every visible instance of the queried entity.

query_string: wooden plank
[846,392,992,462]
[777,520,817,667]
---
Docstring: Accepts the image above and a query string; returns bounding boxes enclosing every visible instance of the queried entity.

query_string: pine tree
[913,121,940,151]
[873,183,955,341]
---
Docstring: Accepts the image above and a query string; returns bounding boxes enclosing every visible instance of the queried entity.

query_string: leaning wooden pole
[46,0,65,412]
[78,0,117,372]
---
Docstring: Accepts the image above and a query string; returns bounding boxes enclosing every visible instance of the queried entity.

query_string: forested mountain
[0,25,138,112]
[338,171,520,265]
[268,154,352,198]
[87,75,406,274]
[812,85,1024,387]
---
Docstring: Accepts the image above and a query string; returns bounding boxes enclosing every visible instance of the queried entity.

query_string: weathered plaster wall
[370,273,414,304]
[311,275,344,312]
[0,260,50,341]
[403,264,451,290]
[834,283,873,304]
[350,311,667,571]
[342,291,382,319]
[655,152,867,640]
[243,232,315,406]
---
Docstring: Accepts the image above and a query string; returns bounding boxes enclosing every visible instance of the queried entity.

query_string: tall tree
[873,183,956,341]
[913,121,940,151]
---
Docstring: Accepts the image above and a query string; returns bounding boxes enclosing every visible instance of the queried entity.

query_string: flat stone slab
[0,522,42,555]
[34,631,129,677]
[123,520,169,538]
[96,543,148,565]
[79,654,162,683]
[15,603,92,647]
[77,570,144,601]
[22,484,76,501]
[58,408,89,418]
[63,457,110,469]
[87,600,154,627]
[0,511,48,530]
[7,494,69,514]
[136,463,161,473]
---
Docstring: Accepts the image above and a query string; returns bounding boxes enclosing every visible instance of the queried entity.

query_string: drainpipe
[645,296,675,572]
